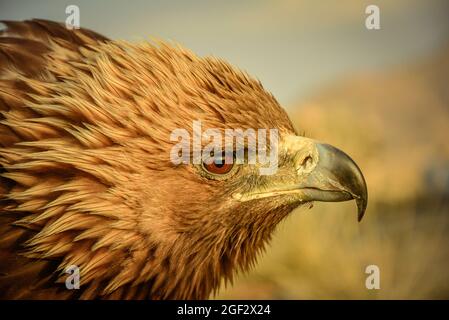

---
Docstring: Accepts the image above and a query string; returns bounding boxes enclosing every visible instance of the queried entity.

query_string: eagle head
[0,20,367,299]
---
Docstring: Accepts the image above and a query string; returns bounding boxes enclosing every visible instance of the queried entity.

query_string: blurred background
[1,0,449,299]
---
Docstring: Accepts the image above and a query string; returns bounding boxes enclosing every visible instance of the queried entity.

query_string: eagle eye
[200,152,237,179]
[203,161,233,175]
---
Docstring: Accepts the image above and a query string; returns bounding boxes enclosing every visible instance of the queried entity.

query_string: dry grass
[217,201,449,299]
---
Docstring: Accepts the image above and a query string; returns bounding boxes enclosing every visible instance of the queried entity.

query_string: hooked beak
[234,136,368,221]
[297,142,368,221]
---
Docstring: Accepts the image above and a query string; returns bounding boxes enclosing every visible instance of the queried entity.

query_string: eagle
[0,20,367,299]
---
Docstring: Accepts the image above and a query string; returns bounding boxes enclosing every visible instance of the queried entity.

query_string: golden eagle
[0,20,367,299]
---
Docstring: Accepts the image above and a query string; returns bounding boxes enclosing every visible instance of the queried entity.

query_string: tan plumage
[0,20,367,299]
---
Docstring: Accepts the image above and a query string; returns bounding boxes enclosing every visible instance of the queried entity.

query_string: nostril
[301,155,313,169]
[296,153,317,174]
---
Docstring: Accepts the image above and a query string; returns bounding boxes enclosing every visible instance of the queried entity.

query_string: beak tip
[356,198,367,222]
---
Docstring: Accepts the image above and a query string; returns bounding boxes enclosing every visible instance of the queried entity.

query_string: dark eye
[203,161,234,175]
[202,153,234,175]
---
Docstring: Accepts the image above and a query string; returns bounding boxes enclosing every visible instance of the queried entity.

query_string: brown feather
[0,19,296,299]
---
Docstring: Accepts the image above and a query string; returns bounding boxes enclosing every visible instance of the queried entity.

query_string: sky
[1,0,449,108]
